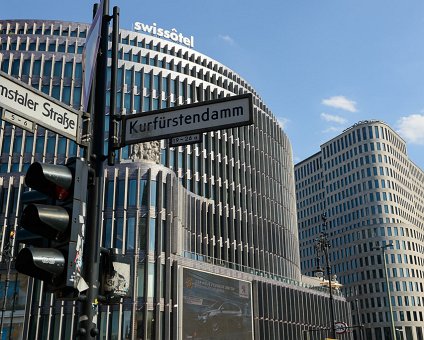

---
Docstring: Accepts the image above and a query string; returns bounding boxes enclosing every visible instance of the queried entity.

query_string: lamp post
[372,242,396,340]
[354,298,364,340]
[314,214,336,339]
[0,230,15,339]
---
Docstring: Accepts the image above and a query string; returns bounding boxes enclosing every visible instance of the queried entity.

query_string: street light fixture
[395,328,404,340]
[314,213,337,339]
[372,242,396,340]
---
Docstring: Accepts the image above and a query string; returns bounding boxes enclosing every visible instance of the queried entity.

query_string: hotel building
[0,19,351,339]
[295,120,424,340]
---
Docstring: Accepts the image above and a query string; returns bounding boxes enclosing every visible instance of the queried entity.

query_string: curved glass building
[296,120,424,340]
[0,19,351,339]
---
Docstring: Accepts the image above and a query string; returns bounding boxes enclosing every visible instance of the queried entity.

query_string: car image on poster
[181,268,253,340]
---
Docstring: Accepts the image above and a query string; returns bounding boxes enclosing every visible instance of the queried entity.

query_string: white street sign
[2,109,35,132]
[169,133,202,147]
[81,0,104,112]
[123,94,253,145]
[0,71,84,144]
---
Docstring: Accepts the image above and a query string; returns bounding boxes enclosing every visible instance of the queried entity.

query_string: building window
[139,179,148,206]
[115,217,124,249]
[126,216,136,252]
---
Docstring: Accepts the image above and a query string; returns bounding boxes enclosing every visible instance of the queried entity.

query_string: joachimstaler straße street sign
[0,71,85,145]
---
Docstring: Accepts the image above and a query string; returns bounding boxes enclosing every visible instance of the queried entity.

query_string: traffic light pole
[0,233,14,339]
[79,0,109,338]
[107,6,120,166]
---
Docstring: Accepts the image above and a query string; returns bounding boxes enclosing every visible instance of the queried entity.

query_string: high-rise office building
[295,120,424,340]
[0,19,352,339]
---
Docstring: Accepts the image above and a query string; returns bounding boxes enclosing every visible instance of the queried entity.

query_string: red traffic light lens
[55,186,70,200]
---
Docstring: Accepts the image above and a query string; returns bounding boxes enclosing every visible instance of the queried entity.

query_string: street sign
[335,321,348,334]
[2,109,35,132]
[0,71,85,145]
[81,0,104,112]
[122,93,253,146]
[169,133,202,147]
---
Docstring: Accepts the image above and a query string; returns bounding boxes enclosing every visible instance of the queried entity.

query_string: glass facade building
[295,120,424,340]
[0,19,352,339]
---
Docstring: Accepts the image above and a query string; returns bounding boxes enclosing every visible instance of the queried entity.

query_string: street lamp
[314,213,336,339]
[372,242,396,340]
[0,230,15,338]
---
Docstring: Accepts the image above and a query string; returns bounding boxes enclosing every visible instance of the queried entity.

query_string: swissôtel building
[0,19,352,339]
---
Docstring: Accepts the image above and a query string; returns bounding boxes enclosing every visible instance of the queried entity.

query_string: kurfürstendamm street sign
[122,93,253,145]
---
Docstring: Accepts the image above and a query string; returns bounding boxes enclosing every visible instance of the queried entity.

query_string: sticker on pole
[335,322,348,334]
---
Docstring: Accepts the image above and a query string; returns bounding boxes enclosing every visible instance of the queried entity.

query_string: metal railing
[183,250,344,296]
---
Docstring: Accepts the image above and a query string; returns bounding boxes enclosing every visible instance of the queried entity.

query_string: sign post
[79,0,110,338]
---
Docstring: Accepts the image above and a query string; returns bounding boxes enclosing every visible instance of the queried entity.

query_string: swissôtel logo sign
[133,22,194,48]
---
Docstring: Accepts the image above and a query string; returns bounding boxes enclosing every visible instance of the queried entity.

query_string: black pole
[0,231,14,339]
[8,274,17,340]
[324,246,336,339]
[0,259,11,338]
[79,1,109,338]
[107,6,120,166]
[317,214,336,339]
[355,298,364,340]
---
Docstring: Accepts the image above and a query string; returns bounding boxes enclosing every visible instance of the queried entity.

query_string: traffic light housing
[15,158,89,299]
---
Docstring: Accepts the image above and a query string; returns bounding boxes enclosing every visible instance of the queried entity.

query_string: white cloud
[322,96,357,112]
[320,112,347,124]
[322,126,343,134]
[277,117,289,130]
[219,34,235,45]
[396,114,424,145]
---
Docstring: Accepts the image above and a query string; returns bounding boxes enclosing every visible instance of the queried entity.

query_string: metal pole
[382,246,396,340]
[107,6,120,166]
[0,259,11,338]
[0,231,14,339]
[318,214,336,339]
[324,246,336,339]
[355,298,364,340]
[8,274,17,340]
[80,1,109,338]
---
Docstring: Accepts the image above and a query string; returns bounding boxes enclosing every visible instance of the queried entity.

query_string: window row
[322,124,407,159]
[1,38,84,54]
[0,23,87,37]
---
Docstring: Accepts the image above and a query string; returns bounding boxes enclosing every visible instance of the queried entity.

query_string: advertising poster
[182,268,253,340]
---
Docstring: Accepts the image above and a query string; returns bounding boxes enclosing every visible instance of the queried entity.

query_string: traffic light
[15,158,89,299]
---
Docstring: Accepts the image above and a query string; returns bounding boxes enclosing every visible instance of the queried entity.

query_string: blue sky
[2,0,424,168]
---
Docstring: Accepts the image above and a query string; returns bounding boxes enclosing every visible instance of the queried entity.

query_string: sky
[2,0,424,169]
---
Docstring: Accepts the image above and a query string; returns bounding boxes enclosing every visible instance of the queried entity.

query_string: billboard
[181,268,253,340]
